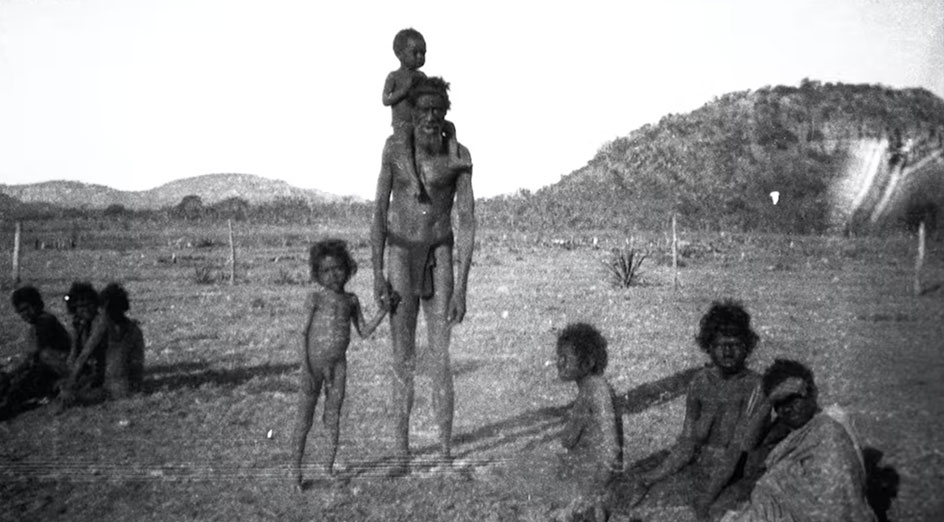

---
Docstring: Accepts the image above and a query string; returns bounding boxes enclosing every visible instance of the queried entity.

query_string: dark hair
[393,27,424,54]
[762,358,816,398]
[100,282,130,319]
[309,239,357,283]
[408,76,451,111]
[65,281,99,314]
[557,322,608,376]
[695,299,759,354]
[11,285,43,311]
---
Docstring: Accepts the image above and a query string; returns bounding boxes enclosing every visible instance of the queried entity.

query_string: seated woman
[719,359,877,522]
[638,300,771,519]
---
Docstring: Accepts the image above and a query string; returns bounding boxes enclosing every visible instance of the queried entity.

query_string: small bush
[194,237,217,249]
[604,247,649,288]
[194,266,216,285]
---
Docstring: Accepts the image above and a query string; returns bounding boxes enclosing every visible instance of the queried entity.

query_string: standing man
[371,76,474,475]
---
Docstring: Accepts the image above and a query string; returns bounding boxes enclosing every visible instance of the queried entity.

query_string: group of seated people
[0,282,145,418]
[553,300,878,522]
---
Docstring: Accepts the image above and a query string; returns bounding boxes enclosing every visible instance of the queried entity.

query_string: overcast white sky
[1,0,942,199]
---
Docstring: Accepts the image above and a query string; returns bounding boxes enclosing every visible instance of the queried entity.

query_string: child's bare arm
[351,294,388,339]
[382,72,412,107]
[592,383,622,473]
[64,317,107,389]
[299,292,320,380]
[560,400,586,449]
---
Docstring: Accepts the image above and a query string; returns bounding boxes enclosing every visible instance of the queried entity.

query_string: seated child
[291,239,397,490]
[638,299,771,520]
[63,282,106,387]
[554,323,623,522]
[60,282,145,406]
[0,286,71,418]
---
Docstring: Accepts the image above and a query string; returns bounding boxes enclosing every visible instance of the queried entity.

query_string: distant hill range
[481,80,944,234]
[5,81,944,234]
[0,173,345,211]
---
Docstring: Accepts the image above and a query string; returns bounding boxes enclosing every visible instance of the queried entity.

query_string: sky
[1,0,942,200]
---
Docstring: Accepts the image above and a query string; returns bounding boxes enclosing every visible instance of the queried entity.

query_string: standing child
[382,27,467,202]
[291,239,396,490]
[555,323,623,522]
[638,299,771,520]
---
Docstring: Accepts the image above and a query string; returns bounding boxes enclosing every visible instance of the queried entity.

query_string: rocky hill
[0,173,342,211]
[481,80,944,235]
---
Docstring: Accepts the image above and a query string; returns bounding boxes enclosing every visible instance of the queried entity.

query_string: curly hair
[557,322,608,376]
[408,76,451,111]
[64,281,99,314]
[393,27,424,54]
[11,285,44,311]
[762,358,816,398]
[100,282,130,319]
[309,239,357,283]
[695,299,760,354]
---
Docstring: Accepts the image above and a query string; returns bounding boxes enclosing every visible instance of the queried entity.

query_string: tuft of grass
[272,268,303,286]
[603,247,649,288]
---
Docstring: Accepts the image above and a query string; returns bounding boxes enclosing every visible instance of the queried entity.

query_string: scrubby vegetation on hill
[480,80,944,235]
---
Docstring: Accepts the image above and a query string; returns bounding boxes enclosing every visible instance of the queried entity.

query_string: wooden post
[671,213,679,291]
[12,221,22,285]
[914,220,926,296]
[228,219,236,285]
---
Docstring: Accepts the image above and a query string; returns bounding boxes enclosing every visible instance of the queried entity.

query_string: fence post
[672,213,679,291]
[12,221,22,285]
[228,219,236,285]
[914,220,926,296]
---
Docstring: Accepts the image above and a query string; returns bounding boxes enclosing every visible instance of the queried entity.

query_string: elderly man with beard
[371,76,474,476]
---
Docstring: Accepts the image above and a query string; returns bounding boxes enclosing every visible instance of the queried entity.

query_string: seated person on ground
[719,359,877,522]
[60,282,145,407]
[638,299,771,520]
[553,323,623,522]
[0,286,72,418]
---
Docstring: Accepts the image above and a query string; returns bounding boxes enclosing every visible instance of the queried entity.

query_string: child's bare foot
[385,455,410,478]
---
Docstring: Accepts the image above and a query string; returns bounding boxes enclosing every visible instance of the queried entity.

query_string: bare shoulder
[382,135,401,160]
[457,143,472,162]
[688,365,714,392]
[587,375,614,402]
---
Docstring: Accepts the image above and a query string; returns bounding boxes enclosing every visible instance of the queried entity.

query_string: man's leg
[423,244,455,461]
[388,246,419,474]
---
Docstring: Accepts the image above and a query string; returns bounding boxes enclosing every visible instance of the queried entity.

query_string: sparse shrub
[272,268,302,285]
[194,237,217,249]
[193,265,216,285]
[604,247,649,288]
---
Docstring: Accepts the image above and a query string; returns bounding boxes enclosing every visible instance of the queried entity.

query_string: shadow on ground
[863,446,899,522]
[144,362,297,394]
[345,366,701,478]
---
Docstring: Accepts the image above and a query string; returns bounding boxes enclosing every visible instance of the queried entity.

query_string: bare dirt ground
[1,225,942,521]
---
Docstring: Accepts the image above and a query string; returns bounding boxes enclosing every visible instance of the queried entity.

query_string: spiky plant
[604,247,649,288]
